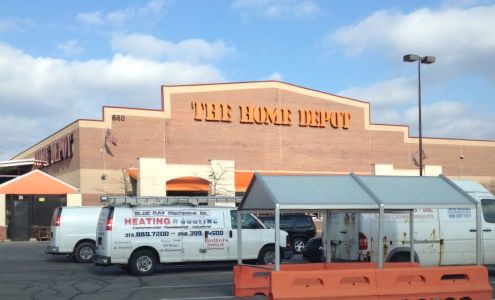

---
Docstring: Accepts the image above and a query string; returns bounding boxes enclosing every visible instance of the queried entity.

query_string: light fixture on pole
[403,54,435,176]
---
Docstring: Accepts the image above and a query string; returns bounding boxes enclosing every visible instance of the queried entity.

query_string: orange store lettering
[191,101,351,129]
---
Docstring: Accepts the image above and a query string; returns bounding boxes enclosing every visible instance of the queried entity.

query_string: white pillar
[0,194,5,227]
[138,158,167,196]
[67,193,82,206]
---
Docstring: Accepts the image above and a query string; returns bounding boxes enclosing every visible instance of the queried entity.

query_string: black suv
[258,213,316,254]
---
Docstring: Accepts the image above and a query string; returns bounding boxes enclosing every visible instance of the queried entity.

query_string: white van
[95,205,292,276]
[45,206,102,263]
[324,180,495,266]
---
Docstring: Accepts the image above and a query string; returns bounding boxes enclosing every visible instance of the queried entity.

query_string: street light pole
[403,54,435,176]
[417,58,423,176]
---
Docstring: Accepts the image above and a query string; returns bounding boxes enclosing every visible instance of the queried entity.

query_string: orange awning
[127,168,314,193]
[127,168,139,180]
[235,172,254,192]
[166,177,210,192]
[0,170,78,195]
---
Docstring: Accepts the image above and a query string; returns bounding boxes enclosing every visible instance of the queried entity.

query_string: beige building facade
[13,81,495,205]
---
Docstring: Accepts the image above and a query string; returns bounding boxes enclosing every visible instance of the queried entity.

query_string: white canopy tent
[238,173,481,271]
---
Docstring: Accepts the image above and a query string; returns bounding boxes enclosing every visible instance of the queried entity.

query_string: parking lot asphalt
[0,241,494,300]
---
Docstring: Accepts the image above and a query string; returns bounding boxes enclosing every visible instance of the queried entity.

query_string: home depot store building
[4,81,495,237]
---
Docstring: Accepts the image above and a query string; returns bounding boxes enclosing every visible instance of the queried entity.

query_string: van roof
[453,180,491,194]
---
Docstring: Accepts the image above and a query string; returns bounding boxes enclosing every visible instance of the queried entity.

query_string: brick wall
[0,226,6,241]
[15,83,495,198]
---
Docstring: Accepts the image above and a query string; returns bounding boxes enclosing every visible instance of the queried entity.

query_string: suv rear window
[259,214,314,229]
[280,217,292,229]
[294,215,313,228]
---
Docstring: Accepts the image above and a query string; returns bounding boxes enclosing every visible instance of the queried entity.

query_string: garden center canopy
[238,173,477,211]
[237,173,481,270]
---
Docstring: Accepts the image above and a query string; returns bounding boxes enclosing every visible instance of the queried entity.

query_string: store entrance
[6,197,30,241]
[6,195,66,241]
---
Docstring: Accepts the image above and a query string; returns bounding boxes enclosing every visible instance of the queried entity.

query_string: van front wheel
[257,246,276,265]
[74,242,95,263]
[129,249,157,276]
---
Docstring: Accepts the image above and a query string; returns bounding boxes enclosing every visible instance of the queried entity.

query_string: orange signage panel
[0,170,77,195]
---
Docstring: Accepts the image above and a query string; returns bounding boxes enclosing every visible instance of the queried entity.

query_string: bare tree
[208,163,233,196]
[95,168,132,196]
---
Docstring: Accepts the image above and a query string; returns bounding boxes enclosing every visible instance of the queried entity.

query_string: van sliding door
[438,208,476,265]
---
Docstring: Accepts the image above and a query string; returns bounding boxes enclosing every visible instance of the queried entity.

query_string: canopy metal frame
[236,173,482,271]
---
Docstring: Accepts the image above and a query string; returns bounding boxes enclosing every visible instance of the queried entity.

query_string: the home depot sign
[35,133,74,165]
[191,101,351,129]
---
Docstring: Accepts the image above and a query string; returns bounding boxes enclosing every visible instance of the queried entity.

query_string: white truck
[45,206,102,263]
[95,204,293,276]
[305,180,495,265]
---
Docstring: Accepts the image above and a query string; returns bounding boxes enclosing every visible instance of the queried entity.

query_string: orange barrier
[376,265,492,300]
[233,265,272,297]
[234,262,492,299]
[269,268,378,300]
[232,263,331,297]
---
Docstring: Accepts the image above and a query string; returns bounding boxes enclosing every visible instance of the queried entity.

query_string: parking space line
[135,282,232,290]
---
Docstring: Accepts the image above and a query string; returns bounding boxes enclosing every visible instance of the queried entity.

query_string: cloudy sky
[1,0,494,160]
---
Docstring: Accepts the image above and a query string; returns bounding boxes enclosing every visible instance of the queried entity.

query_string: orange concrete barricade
[234,262,491,299]
[233,265,272,298]
[376,265,493,300]
[269,269,379,300]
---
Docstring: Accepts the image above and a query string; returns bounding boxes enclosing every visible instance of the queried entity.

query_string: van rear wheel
[390,252,412,262]
[129,249,157,276]
[74,242,95,263]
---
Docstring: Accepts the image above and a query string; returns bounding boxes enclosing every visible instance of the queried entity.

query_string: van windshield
[230,211,264,229]
[481,199,495,223]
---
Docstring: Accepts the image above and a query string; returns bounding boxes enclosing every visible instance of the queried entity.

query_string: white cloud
[330,5,495,78]
[404,101,495,139]
[0,42,225,160]
[58,39,84,56]
[330,5,495,140]
[232,0,320,19]
[338,77,495,140]
[265,72,283,80]
[76,11,104,26]
[441,0,485,8]
[338,76,416,107]
[370,108,403,124]
[0,17,32,32]
[111,34,235,63]
[76,0,170,27]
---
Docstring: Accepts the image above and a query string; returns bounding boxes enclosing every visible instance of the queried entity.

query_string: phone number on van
[125,231,170,238]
